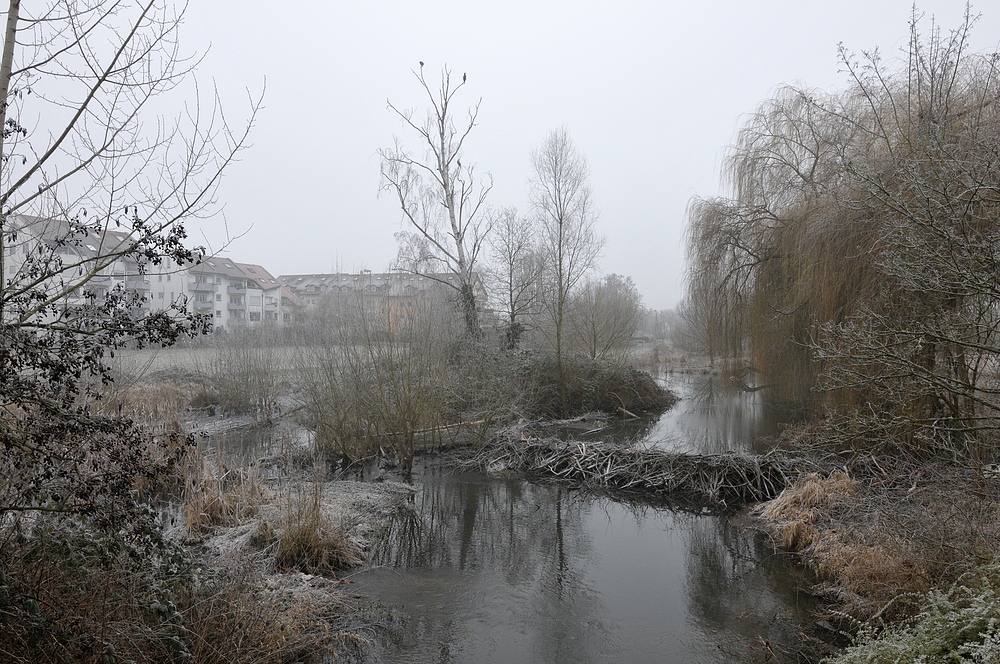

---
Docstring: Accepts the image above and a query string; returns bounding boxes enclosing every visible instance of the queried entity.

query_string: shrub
[829,570,1000,663]
[518,353,676,418]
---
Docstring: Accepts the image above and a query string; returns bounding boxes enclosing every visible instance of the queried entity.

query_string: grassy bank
[749,442,1000,661]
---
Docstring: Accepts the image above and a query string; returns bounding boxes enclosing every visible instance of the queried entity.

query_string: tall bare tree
[530,127,603,410]
[380,65,493,336]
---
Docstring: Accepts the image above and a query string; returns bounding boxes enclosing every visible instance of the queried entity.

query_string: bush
[0,516,187,663]
[830,569,1000,663]
[518,353,676,418]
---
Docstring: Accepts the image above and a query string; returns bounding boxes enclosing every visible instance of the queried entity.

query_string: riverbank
[34,344,986,662]
[750,454,1000,620]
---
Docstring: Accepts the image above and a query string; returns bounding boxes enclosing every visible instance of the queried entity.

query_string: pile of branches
[465,436,826,509]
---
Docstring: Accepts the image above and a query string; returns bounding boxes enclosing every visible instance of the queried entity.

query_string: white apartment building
[2,214,151,321]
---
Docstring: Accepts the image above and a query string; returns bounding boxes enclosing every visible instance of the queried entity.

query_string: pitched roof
[235,262,281,290]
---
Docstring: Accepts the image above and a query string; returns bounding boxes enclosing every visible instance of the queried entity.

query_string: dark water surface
[351,373,822,663]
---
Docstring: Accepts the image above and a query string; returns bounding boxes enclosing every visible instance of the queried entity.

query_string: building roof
[235,262,281,291]
[190,256,247,279]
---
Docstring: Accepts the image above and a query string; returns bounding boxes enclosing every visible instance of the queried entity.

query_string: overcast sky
[179,1,1000,310]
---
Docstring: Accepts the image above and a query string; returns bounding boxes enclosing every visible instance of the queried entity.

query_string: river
[349,371,826,663]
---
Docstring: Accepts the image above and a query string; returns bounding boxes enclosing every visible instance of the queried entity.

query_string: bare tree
[530,127,603,410]
[379,65,493,336]
[0,0,258,540]
[484,206,543,349]
[569,273,642,363]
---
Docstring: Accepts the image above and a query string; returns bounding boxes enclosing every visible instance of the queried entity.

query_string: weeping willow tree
[684,8,1000,458]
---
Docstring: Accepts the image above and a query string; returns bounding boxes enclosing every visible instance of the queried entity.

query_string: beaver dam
[461,437,826,509]
[352,371,838,663]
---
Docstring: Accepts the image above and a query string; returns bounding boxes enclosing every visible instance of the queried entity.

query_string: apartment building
[235,262,283,324]
[2,214,151,321]
[277,270,486,323]
[150,257,293,331]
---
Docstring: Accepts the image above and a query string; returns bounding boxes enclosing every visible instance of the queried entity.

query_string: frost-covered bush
[829,574,1000,663]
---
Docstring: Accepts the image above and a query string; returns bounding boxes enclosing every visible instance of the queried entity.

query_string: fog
[180,1,1000,309]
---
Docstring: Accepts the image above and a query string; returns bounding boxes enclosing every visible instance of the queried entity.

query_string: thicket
[292,287,671,469]
[830,568,1000,663]
[683,9,1000,460]
[517,353,675,418]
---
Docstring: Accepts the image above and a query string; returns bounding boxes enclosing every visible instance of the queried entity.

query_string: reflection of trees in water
[648,374,787,455]
[681,513,817,660]
[372,466,590,574]
[369,463,611,663]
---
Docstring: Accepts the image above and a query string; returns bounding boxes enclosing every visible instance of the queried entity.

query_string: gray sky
[181,1,1000,310]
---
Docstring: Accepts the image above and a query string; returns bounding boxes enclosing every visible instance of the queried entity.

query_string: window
[157,274,162,282]
[158,292,164,299]
[166,274,171,282]
[215,310,222,317]
[249,312,260,321]
[216,293,221,301]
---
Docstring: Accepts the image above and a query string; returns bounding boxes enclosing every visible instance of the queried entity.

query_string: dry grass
[0,518,353,664]
[265,485,365,576]
[183,447,268,535]
[754,463,1000,621]
[757,471,858,548]
[107,382,187,432]
[177,548,361,664]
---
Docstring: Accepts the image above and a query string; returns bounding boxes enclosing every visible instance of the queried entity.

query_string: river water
[349,371,825,663]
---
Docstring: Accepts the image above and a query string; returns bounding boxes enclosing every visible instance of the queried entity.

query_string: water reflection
[354,458,819,663]
[583,371,802,455]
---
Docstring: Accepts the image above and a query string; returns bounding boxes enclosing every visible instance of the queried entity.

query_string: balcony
[191,280,217,292]
[125,277,150,291]
[193,300,214,311]
[228,302,246,311]
[228,285,247,294]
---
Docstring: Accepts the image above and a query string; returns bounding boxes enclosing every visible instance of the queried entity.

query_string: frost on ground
[176,474,416,653]
[190,479,416,558]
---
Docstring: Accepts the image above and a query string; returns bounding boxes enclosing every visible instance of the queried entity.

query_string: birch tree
[530,128,603,410]
[380,65,492,336]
